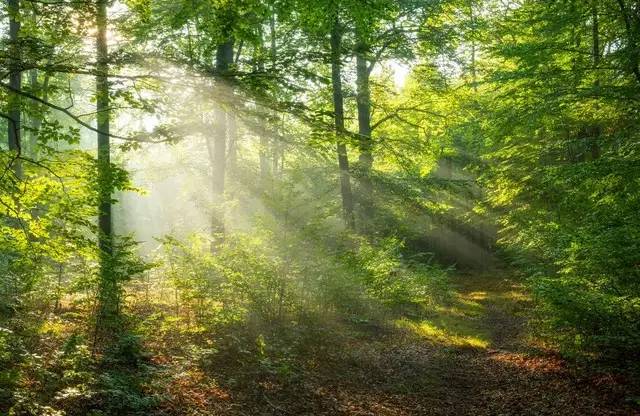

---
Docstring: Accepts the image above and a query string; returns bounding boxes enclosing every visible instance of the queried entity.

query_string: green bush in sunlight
[155,229,451,329]
[354,237,451,309]
[477,84,640,366]
[487,159,640,364]
[138,220,452,389]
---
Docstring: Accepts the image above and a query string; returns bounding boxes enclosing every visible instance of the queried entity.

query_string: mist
[2,0,638,415]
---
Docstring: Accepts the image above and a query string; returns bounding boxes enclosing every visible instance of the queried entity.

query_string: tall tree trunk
[95,0,116,338]
[97,0,111,259]
[469,1,478,93]
[227,40,244,180]
[254,36,271,186]
[227,112,238,176]
[226,44,243,177]
[258,39,270,185]
[211,39,233,239]
[355,30,374,222]
[27,69,50,158]
[25,7,45,158]
[259,135,270,184]
[330,16,355,230]
[28,70,38,156]
[269,10,283,178]
[590,0,601,160]
[7,0,22,177]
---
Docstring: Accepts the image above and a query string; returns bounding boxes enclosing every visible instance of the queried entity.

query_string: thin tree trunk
[227,111,238,175]
[97,0,111,259]
[254,36,271,186]
[330,15,355,230]
[25,7,46,158]
[227,39,243,178]
[356,52,372,167]
[269,10,282,180]
[272,142,280,177]
[355,29,374,222]
[211,39,233,239]
[470,2,478,93]
[28,70,38,156]
[270,11,277,67]
[8,0,22,177]
[590,0,601,160]
[226,37,243,177]
[26,69,50,158]
[259,135,270,184]
[95,0,116,342]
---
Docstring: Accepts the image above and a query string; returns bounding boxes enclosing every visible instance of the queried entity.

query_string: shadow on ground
[151,270,639,416]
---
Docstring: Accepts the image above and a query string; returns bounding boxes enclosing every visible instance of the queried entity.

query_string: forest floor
[152,269,640,415]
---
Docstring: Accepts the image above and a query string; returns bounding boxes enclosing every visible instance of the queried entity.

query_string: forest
[1,0,639,414]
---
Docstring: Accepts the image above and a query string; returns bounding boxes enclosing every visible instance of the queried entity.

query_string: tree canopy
[1,0,639,414]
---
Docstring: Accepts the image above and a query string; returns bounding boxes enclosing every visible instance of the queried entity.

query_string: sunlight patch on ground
[434,292,486,318]
[434,301,483,318]
[39,318,67,336]
[395,317,489,349]
[464,291,488,301]
[501,289,530,302]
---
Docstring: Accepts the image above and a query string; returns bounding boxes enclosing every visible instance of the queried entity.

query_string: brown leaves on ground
[150,271,639,416]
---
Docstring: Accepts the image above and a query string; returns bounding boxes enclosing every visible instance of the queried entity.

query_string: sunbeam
[1,0,639,415]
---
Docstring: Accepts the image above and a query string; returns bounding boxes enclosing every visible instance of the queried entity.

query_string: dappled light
[1,0,639,415]
[395,318,490,349]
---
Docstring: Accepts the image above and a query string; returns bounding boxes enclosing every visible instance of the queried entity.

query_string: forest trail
[160,269,638,415]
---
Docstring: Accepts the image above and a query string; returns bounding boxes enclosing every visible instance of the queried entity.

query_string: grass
[394,289,491,349]
[395,316,490,349]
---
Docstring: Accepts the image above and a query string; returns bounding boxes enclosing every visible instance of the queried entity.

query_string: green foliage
[5,0,640,414]
[157,227,450,327]
[533,277,640,361]
[352,237,451,308]
[424,0,640,364]
[1,334,96,416]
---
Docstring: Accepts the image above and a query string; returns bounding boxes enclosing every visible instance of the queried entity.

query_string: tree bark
[330,15,355,230]
[95,0,117,341]
[269,10,283,179]
[227,111,238,175]
[469,1,478,92]
[28,70,38,156]
[590,0,601,160]
[211,39,233,238]
[254,35,271,186]
[227,37,244,177]
[7,0,22,177]
[259,136,270,184]
[97,0,111,257]
[355,29,374,222]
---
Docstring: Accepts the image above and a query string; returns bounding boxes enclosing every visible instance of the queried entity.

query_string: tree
[463,0,640,358]
[7,0,22,177]
[354,17,373,220]
[95,0,117,337]
[348,0,425,226]
[211,34,234,239]
[330,10,356,229]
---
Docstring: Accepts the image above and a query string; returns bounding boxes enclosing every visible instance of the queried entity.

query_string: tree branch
[0,82,173,143]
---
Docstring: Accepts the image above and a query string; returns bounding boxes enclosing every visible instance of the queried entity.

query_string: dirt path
[159,269,639,415]
[401,270,638,415]
[261,270,636,416]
